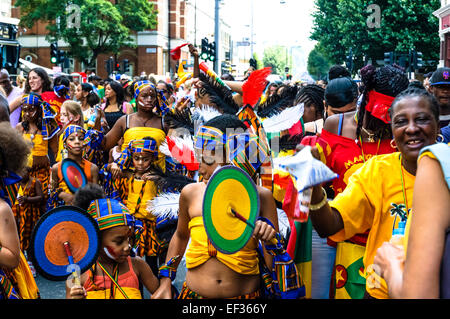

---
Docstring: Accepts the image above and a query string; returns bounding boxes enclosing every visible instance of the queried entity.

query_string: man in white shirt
[0,69,23,127]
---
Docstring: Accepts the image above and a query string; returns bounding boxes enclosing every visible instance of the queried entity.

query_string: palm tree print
[389,203,408,222]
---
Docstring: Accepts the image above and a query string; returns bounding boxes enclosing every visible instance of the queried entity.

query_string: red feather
[242,67,272,107]
[166,136,199,171]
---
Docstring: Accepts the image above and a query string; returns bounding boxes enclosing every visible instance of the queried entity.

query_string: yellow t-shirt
[328,152,415,299]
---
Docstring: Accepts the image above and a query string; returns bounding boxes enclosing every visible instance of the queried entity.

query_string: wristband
[158,255,181,281]
[309,187,328,211]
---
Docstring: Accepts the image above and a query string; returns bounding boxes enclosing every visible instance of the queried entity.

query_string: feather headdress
[256,85,299,119]
[148,166,196,194]
[163,108,195,136]
[160,135,199,171]
[199,72,239,115]
[147,192,180,221]
[261,103,304,133]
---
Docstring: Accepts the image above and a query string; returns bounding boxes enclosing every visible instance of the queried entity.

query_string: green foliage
[307,44,333,81]
[262,45,290,75]
[15,0,157,67]
[311,0,440,73]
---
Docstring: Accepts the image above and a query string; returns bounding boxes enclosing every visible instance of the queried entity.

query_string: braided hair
[356,64,409,140]
[294,84,325,116]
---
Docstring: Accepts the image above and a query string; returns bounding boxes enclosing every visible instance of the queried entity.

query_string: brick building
[434,0,450,67]
[9,0,232,79]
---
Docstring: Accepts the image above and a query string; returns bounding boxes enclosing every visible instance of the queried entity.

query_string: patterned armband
[158,255,181,281]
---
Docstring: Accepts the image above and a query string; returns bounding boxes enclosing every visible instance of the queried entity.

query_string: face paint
[104,246,118,261]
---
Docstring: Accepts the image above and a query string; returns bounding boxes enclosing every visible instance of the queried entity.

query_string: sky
[220,0,317,75]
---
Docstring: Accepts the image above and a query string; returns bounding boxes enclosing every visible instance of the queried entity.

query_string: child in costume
[0,122,40,299]
[15,93,60,202]
[56,100,85,162]
[152,114,304,299]
[67,198,159,299]
[48,125,99,208]
[12,165,44,254]
[106,137,166,276]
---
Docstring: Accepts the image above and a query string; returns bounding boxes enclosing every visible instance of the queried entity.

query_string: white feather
[192,105,222,134]
[147,192,180,220]
[261,103,304,133]
[277,208,290,239]
[159,140,172,157]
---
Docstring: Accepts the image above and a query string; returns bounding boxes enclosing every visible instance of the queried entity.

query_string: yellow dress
[122,126,166,172]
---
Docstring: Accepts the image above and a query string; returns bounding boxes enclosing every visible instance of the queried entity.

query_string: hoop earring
[390,139,397,149]
[436,134,444,143]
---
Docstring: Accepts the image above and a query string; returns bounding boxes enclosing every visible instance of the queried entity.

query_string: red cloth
[41,91,68,126]
[365,90,395,124]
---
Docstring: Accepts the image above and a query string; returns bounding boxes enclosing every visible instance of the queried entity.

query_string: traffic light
[57,50,66,64]
[105,57,114,75]
[413,51,423,69]
[384,52,394,65]
[115,61,120,72]
[121,59,130,73]
[50,42,58,64]
[208,41,216,62]
[201,38,209,61]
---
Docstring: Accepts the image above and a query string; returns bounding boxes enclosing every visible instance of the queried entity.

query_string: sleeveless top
[83,256,142,299]
[23,133,48,157]
[122,114,166,171]
[418,143,450,298]
[102,102,126,129]
[185,216,259,275]
[57,159,93,194]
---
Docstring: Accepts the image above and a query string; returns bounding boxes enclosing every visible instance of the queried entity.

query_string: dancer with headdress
[15,93,60,203]
[152,114,304,299]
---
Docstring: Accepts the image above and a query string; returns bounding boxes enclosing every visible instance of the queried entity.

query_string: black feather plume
[199,72,240,115]
[257,85,298,118]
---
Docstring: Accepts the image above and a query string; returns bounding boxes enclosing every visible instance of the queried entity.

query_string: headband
[62,125,86,144]
[87,198,143,248]
[54,85,70,99]
[365,90,395,124]
[116,138,158,171]
[21,93,60,140]
[194,125,267,177]
[133,80,170,116]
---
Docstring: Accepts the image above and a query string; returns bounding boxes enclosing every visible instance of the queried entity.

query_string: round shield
[29,206,100,281]
[203,165,260,254]
[61,158,87,193]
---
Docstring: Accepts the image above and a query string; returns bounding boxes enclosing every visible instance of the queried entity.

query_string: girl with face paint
[48,125,99,207]
[66,198,159,299]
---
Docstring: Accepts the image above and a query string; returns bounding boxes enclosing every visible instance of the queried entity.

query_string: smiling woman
[308,87,440,299]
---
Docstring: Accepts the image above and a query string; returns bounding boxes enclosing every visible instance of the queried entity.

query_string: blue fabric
[311,229,336,299]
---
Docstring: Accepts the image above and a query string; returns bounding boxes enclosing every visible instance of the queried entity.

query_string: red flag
[170,43,189,60]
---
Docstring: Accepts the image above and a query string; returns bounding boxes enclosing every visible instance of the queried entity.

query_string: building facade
[434,0,450,67]
[7,0,233,79]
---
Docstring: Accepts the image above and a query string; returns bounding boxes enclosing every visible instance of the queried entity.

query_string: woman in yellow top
[98,81,169,174]
[307,87,441,299]
[15,93,60,202]
[374,142,449,298]
[151,115,279,299]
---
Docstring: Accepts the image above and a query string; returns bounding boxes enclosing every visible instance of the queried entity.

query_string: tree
[262,45,290,76]
[311,0,440,73]
[307,44,333,81]
[15,0,157,68]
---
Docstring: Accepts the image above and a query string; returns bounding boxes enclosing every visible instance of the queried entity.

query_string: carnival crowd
[0,43,448,300]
